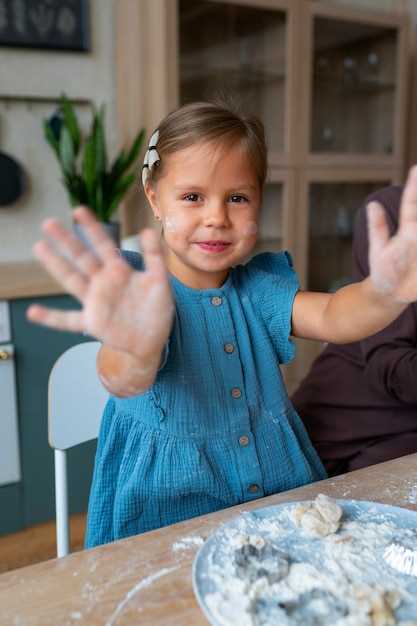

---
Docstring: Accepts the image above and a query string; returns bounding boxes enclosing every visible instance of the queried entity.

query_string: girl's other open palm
[27,207,174,360]
[368,166,417,304]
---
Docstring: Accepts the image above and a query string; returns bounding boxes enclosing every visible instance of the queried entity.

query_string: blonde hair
[147,101,267,189]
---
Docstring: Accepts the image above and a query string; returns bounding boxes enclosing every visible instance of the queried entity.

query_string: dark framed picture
[0,0,91,52]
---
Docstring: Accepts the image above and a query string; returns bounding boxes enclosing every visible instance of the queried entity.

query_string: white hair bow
[141,130,160,187]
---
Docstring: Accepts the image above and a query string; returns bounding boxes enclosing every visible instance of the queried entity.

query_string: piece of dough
[292,494,343,537]
[355,586,400,626]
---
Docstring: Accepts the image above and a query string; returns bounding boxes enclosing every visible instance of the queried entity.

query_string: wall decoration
[0,0,90,52]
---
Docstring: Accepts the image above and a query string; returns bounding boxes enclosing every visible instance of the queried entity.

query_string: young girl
[28,101,417,548]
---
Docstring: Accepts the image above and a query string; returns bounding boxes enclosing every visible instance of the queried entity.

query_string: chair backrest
[48,341,108,557]
[48,341,108,450]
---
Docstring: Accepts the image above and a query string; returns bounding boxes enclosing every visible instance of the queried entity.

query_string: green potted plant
[43,94,145,246]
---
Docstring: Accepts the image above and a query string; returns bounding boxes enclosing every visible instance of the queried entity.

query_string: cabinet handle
[0,349,11,360]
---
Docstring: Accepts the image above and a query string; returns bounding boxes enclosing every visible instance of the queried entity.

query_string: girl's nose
[203,202,230,228]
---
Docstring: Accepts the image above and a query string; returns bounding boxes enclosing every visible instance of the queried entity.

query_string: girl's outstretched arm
[27,207,174,397]
[292,166,417,344]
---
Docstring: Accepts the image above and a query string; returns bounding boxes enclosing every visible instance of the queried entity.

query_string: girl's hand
[368,165,417,304]
[27,207,174,359]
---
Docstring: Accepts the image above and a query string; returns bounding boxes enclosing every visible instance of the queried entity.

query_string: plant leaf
[112,172,136,198]
[60,93,81,156]
[43,119,60,159]
[123,128,145,171]
[106,173,135,220]
[59,126,75,176]
[62,173,87,206]
[96,179,104,221]
[105,189,127,222]
[44,95,143,221]
[82,133,96,209]
[94,105,107,177]
[108,128,145,182]
[108,148,127,182]
[104,128,144,219]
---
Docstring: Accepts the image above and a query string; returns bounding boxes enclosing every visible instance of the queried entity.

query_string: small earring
[155,215,161,221]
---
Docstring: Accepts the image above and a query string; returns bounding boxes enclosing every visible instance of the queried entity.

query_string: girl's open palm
[368,166,417,304]
[27,207,174,359]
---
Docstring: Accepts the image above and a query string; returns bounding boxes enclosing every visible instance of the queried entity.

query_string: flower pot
[73,220,120,249]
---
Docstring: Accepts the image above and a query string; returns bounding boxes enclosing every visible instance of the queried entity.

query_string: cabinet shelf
[314,75,395,94]
[181,65,286,87]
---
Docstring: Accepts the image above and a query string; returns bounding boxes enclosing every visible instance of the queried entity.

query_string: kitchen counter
[0,261,64,299]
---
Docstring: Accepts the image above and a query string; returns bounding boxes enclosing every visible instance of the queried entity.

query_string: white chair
[48,341,108,557]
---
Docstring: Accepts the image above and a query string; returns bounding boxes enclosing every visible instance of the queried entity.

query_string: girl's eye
[230,195,249,203]
[182,193,201,202]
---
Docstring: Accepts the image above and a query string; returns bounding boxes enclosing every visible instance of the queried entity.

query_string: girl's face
[145,140,261,289]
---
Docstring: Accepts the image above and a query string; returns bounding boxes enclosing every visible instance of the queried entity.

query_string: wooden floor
[0,514,86,574]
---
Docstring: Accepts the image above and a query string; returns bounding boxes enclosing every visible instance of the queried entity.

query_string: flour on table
[407,485,417,505]
[172,535,205,552]
[196,494,417,626]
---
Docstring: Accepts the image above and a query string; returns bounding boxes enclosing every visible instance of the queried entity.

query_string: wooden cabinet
[117,0,410,391]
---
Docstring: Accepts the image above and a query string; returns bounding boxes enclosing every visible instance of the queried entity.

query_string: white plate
[193,499,417,625]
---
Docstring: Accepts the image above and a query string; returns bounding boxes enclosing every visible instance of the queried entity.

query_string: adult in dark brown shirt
[292,185,417,476]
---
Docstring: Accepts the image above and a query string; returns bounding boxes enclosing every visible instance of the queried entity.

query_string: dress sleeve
[244,251,300,364]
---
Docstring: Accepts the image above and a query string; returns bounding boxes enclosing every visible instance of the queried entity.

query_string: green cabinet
[0,295,97,536]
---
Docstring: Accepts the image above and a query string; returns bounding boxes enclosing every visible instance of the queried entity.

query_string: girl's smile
[194,240,232,253]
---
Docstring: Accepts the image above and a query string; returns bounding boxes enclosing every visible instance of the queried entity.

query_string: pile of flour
[197,496,417,626]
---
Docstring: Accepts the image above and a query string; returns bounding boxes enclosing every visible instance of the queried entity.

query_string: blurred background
[0,0,416,570]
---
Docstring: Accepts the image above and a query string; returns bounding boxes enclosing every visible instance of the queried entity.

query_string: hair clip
[141,130,160,187]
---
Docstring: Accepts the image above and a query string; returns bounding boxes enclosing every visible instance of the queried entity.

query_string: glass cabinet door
[253,183,283,256]
[307,181,390,292]
[312,17,397,154]
[178,0,287,153]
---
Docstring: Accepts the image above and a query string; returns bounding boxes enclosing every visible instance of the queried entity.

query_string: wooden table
[1,453,417,626]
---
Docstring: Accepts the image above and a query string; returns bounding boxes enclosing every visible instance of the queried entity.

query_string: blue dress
[85,251,327,548]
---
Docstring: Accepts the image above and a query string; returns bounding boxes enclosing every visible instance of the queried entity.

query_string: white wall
[0,0,118,263]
